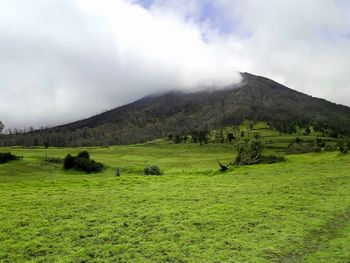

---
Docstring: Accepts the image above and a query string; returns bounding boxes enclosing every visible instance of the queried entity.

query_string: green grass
[0,143,350,262]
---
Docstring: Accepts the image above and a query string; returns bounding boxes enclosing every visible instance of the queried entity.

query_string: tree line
[0,118,350,147]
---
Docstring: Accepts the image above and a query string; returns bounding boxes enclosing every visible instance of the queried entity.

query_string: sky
[0,0,350,130]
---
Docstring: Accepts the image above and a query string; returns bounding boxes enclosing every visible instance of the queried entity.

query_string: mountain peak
[2,73,350,146]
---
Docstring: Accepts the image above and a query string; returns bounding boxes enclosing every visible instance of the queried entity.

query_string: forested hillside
[1,73,350,146]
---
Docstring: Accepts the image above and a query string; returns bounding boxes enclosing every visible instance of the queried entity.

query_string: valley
[1,130,349,262]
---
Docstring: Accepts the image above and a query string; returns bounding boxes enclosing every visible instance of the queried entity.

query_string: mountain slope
[2,72,350,146]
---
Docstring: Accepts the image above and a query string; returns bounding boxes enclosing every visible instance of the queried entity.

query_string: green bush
[234,138,264,165]
[63,151,103,173]
[63,154,75,169]
[286,139,319,154]
[77,151,90,160]
[234,138,284,166]
[0,152,20,164]
[144,165,163,175]
[338,137,350,154]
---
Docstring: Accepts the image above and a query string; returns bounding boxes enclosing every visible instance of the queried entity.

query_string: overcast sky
[1,0,350,129]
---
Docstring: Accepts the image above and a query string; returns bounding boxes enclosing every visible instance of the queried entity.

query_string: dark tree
[339,137,350,154]
[198,130,209,144]
[173,135,182,144]
[0,121,4,133]
[304,127,311,135]
[191,130,199,143]
[227,133,235,142]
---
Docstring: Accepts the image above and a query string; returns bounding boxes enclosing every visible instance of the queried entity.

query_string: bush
[233,138,284,166]
[74,157,90,171]
[0,152,20,164]
[63,154,75,169]
[338,137,350,154]
[144,165,163,175]
[75,157,103,173]
[234,138,264,165]
[316,137,326,147]
[286,139,319,154]
[63,151,103,173]
[324,145,337,152]
[77,151,90,160]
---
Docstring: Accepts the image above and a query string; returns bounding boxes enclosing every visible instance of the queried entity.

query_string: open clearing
[1,143,350,262]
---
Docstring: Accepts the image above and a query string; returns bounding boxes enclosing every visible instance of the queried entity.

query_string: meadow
[0,140,350,262]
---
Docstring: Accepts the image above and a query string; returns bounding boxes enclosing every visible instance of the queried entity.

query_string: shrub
[316,137,326,147]
[63,151,103,173]
[75,157,103,173]
[74,157,90,171]
[77,151,90,160]
[234,138,263,165]
[338,137,350,154]
[324,145,337,152]
[286,139,319,154]
[0,152,20,164]
[233,138,284,166]
[63,154,75,169]
[144,165,163,175]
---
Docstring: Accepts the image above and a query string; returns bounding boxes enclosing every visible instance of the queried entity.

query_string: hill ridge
[1,72,350,146]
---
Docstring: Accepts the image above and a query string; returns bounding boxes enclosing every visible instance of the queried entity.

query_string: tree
[227,133,235,142]
[215,129,224,144]
[234,138,264,165]
[0,121,4,133]
[304,127,311,135]
[198,130,209,144]
[339,137,350,154]
[173,135,182,144]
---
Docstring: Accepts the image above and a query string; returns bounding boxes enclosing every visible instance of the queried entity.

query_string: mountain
[2,72,350,146]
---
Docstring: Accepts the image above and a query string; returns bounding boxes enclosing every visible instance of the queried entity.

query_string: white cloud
[0,0,242,129]
[214,0,350,103]
[0,0,349,129]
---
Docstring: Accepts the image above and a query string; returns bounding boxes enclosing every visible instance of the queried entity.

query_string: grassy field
[1,142,350,262]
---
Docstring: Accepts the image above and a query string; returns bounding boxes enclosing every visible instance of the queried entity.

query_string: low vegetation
[234,138,264,165]
[286,138,320,154]
[144,165,163,175]
[43,156,62,164]
[233,138,284,166]
[0,120,348,261]
[0,143,349,262]
[63,151,104,173]
[0,152,20,164]
[339,137,350,154]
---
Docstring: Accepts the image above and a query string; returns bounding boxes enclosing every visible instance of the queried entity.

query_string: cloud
[0,0,242,129]
[214,0,350,104]
[0,0,349,129]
